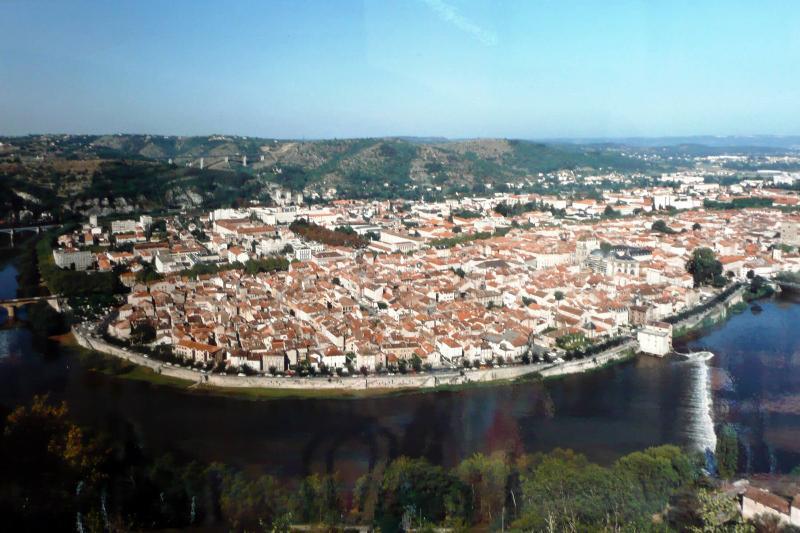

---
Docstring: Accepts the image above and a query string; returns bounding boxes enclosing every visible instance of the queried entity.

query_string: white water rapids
[682,356,717,453]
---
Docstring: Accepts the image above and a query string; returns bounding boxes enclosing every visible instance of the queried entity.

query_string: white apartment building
[111,219,138,234]
[637,322,672,356]
[53,248,93,270]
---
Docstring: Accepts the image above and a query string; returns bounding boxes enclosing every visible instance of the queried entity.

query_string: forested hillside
[0,134,667,221]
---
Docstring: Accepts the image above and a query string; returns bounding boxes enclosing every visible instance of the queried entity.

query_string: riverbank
[70,325,640,397]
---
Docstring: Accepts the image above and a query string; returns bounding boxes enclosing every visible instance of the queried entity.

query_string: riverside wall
[672,285,746,337]
[71,327,638,391]
[539,340,638,378]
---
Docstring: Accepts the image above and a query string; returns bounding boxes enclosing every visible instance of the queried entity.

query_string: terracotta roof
[177,339,222,353]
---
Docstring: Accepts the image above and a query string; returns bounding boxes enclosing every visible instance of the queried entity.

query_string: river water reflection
[1,260,799,481]
[676,291,800,474]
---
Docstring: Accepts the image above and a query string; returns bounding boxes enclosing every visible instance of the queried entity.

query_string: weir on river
[671,350,717,453]
[684,358,717,453]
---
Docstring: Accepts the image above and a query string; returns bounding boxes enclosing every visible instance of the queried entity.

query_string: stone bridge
[0,224,61,246]
[0,295,61,320]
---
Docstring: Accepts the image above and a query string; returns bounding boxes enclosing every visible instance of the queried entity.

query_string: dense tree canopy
[290,219,369,248]
[375,456,469,531]
[0,396,763,532]
[686,247,725,287]
[38,233,120,297]
[652,219,676,234]
[0,396,108,530]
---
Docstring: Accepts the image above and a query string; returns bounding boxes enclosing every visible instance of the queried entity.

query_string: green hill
[0,135,666,220]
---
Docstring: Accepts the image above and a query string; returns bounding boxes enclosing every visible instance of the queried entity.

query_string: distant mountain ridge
[1,133,795,220]
[545,135,800,150]
[0,135,659,200]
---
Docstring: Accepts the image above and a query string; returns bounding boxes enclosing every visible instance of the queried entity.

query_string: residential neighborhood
[48,176,800,377]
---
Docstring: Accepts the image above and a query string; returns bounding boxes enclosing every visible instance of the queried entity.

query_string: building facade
[53,248,93,270]
[637,321,672,356]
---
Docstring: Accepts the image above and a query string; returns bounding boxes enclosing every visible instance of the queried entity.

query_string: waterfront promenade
[71,325,638,391]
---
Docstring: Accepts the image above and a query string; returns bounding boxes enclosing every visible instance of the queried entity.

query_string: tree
[455,453,510,525]
[213,468,289,530]
[0,396,108,530]
[135,261,164,283]
[411,354,422,373]
[692,222,702,231]
[378,457,468,531]
[652,219,675,234]
[27,300,67,338]
[130,321,157,345]
[243,256,290,275]
[684,489,752,532]
[514,449,627,531]
[295,473,341,525]
[554,291,565,311]
[603,205,620,218]
[614,445,695,510]
[686,248,723,287]
[290,219,368,248]
[715,425,739,479]
[747,275,773,299]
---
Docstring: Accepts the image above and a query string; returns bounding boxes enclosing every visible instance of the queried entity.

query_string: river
[1,260,799,483]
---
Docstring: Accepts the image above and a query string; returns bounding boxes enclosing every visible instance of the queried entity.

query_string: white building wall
[637,327,671,356]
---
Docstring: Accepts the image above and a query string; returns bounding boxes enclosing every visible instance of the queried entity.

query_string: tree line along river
[1,258,800,486]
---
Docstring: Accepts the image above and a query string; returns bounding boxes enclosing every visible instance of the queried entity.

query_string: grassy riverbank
[56,333,195,389]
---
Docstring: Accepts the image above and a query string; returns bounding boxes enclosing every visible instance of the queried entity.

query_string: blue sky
[1,0,799,138]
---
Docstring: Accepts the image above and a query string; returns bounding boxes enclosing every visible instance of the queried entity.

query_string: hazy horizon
[2,0,800,139]
[4,132,800,143]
